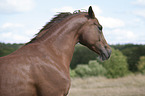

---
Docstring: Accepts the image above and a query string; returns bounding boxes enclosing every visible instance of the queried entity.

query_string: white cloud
[0,0,35,13]
[83,5,102,16]
[0,32,29,43]
[0,5,132,44]
[0,29,37,43]
[112,29,136,39]
[133,10,145,18]
[105,28,138,44]
[87,5,125,28]
[52,5,102,15]
[24,29,37,36]
[52,6,75,13]
[98,16,125,28]
[52,5,124,29]
[1,32,12,38]
[89,5,125,28]
[133,0,145,5]
[0,22,37,43]
[2,22,24,29]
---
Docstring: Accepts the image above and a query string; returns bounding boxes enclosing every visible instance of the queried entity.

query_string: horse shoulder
[31,60,70,96]
[0,55,37,96]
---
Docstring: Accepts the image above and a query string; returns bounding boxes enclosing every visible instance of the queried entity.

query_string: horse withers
[0,6,111,96]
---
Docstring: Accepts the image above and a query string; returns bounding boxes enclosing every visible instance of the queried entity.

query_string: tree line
[70,44,145,78]
[0,43,23,57]
[0,42,145,78]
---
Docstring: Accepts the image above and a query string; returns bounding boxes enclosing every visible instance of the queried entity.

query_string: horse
[0,6,111,96]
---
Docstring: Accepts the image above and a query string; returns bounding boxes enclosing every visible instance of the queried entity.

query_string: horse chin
[90,45,111,61]
[98,49,111,61]
[98,54,108,61]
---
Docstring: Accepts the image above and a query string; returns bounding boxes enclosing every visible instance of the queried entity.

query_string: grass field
[68,74,145,96]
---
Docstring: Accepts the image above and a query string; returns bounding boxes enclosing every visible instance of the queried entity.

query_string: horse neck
[38,14,87,68]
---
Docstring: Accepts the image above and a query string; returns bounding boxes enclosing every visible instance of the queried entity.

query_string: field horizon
[68,74,145,96]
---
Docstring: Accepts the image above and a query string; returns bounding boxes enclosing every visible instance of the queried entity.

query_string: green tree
[75,64,91,77]
[74,60,107,77]
[137,56,145,74]
[70,44,98,69]
[100,48,129,78]
[88,60,107,76]
[70,69,77,78]
[112,44,145,72]
[0,42,23,57]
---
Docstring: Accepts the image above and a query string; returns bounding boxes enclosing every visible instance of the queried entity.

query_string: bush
[137,56,145,74]
[70,69,77,78]
[100,48,129,78]
[88,60,107,76]
[70,44,97,69]
[75,64,91,77]
[112,44,145,72]
[0,43,23,57]
[74,60,107,77]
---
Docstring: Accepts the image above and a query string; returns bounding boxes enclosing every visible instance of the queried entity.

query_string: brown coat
[0,6,111,96]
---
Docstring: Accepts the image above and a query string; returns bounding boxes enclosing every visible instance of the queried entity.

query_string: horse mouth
[91,46,111,61]
[98,52,109,61]
[98,49,111,61]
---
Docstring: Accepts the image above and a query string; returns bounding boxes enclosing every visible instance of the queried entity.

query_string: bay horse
[0,6,111,96]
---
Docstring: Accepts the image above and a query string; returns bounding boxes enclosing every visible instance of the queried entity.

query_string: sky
[0,0,145,44]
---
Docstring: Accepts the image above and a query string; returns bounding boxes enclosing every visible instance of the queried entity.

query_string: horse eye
[98,26,103,31]
[94,23,103,31]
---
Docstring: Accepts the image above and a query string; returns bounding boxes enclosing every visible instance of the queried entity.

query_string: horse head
[78,6,111,61]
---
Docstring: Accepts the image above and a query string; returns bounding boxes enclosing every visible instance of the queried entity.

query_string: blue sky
[0,0,145,44]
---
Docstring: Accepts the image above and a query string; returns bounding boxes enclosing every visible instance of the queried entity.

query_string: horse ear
[88,6,95,18]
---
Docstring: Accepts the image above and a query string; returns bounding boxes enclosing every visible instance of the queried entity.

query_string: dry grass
[68,74,145,96]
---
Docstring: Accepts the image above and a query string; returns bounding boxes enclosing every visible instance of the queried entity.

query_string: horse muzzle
[99,48,112,61]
